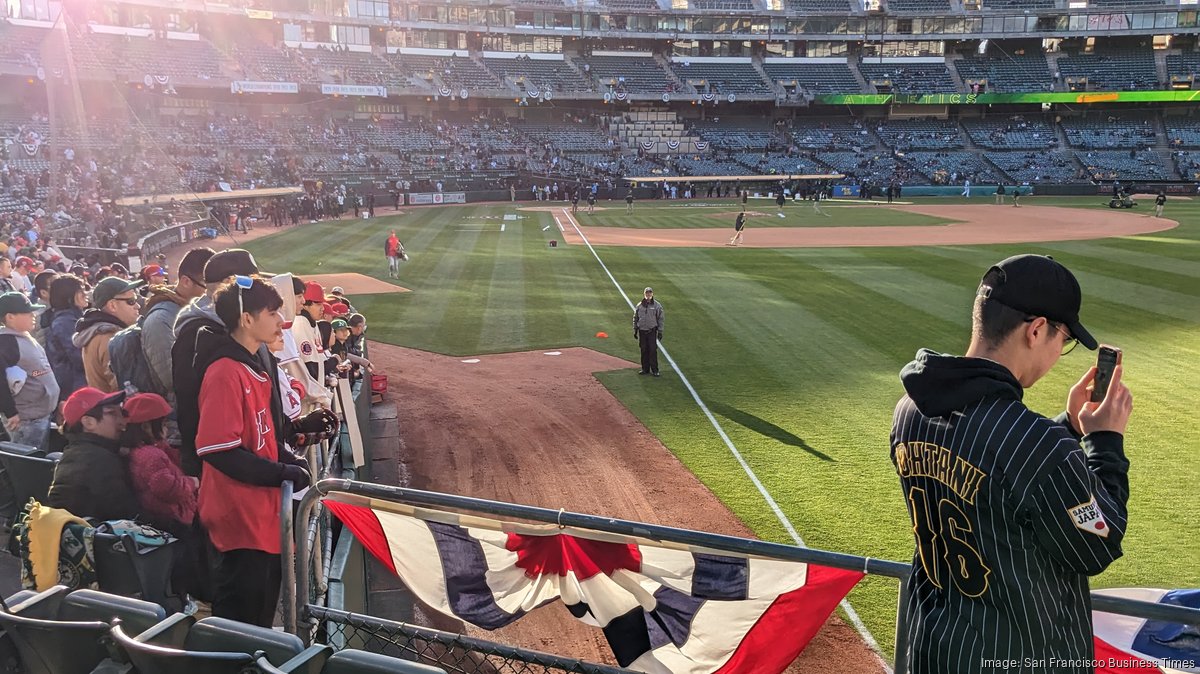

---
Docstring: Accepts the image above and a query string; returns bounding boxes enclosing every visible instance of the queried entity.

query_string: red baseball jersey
[196,358,281,554]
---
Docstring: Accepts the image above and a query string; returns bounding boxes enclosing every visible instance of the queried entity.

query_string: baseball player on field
[892,254,1133,674]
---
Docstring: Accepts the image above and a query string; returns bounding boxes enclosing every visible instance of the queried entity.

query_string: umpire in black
[633,287,664,377]
[892,254,1133,674]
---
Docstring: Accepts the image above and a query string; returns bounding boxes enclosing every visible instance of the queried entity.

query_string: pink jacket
[126,443,198,528]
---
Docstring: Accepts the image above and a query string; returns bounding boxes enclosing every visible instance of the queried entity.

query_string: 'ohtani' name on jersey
[895,441,987,505]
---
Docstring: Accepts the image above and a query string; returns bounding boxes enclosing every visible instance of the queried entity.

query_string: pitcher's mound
[303,273,409,294]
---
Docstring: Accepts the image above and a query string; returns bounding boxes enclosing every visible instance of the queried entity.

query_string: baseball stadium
[0,0,1199,671]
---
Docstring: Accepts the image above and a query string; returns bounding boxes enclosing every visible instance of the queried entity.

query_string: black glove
[291,408,340,447]
[284,453,310,472]
[281,463,311,490]
[657,331,663,340]
[634,330,639,339]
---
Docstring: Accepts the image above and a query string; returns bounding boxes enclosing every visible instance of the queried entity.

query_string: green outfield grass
[580,198,957,228]
[242,196,1200,662]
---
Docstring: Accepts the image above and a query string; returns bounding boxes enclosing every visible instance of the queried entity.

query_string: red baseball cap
[303,281,325,304]
[123,392,171,424]
[63,387,126,426]
[15,256,33,268]
[141,264,166,279]
[330,302,349,317]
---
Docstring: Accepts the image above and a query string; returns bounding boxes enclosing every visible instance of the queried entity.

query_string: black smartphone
[1091,345,1123,403]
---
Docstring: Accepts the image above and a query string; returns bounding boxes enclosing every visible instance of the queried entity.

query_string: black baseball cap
[977,254,1097,350]
[0,291,42,315]
[203,249,259,284]
[178,247,216,281]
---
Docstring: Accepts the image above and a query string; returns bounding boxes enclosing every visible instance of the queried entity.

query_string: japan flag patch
[1068,496,1110,537]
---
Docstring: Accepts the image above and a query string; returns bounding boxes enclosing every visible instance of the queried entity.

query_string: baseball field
[239,195,1200,666]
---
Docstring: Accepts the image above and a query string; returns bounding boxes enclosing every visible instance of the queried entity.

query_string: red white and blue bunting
[701,92,715,103]
[527,87,540,98]
[695,140,709,151]
[439,86,452,97]
[614,91,627,101]
[641,140,655,151]
[21,140,40,157]
[666,139,680,151]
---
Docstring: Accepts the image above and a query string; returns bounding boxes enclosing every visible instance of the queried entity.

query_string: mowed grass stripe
[478,218,527,351]
[435,218,505,354]
[918,245,1200,324]
[790,249,974,328]
[1038,240,1200,283]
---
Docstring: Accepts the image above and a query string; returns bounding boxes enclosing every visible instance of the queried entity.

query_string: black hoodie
[891,348,1129,674]
[191,327,302,485]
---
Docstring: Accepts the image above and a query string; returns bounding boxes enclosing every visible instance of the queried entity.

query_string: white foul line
[558,207,890,672]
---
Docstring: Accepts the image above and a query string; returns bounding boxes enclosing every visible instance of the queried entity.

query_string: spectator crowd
[1,243,374,627]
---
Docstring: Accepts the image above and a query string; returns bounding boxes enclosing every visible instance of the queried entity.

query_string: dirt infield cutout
[302,273,409,294]
[556,204,1178,248]
[369,342,883,673]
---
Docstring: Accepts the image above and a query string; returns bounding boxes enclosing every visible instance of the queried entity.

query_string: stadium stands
[1166,51,1200,85]
[233,42,314,82]
[1060,114,1158,149]
[885,0,951,11]
[762,62,862,94]
[859,62,958,94]
[785,0,854,11]
[304,47,394,87]
[483,57,592,92]
[904,151,1001,183]
[874,118,964,151]
[979,0,1055,9]
[735,152,827,175]
[953,53,1054,93]
[1076,149,1172,180]
[0,23,46,69]
[986,151,1082,183]
[1172,151,1200,179]
[1164,115,1200,148]
[692,119,779,149]
[788,118,872,150]
[815,151,913,182]
[397,55,500,90]
[671,61,773,96]
[963,116,1060,150]
[515,120,613,151]
[1057,48,1160,91]
[587,55,673,94]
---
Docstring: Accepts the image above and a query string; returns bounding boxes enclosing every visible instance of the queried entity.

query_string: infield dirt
[368,342,886,673]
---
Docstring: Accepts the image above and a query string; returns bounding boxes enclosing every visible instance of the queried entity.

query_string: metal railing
[288,479,1200,674]
[309,605,631,674]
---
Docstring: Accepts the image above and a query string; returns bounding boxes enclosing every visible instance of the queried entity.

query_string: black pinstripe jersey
[891,350,1130,674]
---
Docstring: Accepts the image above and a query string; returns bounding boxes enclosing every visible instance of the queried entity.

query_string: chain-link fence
[308,605,631,674]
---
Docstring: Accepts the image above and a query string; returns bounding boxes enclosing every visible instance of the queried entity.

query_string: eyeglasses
[1026,317,1077,355]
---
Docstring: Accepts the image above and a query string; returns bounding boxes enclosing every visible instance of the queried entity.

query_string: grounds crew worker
[891,254,1133,674]
[633,287,663,377]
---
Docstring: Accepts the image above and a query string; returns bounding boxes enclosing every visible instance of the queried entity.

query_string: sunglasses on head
[234,274,254,317]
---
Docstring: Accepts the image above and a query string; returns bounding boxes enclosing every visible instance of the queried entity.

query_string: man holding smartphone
[891,254,1133,674]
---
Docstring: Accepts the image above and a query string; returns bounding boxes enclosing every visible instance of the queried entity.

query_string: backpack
[108,307,168,396]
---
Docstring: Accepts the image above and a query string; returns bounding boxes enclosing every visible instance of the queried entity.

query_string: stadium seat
[0,610,110,674]
[320,649,447,674]
[110,619,285,674]
[184,617,306,665]
[58,588,168,637]
[0,442,56,512]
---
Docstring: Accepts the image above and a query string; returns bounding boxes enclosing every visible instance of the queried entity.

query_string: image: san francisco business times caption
[982,658,1197,670]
